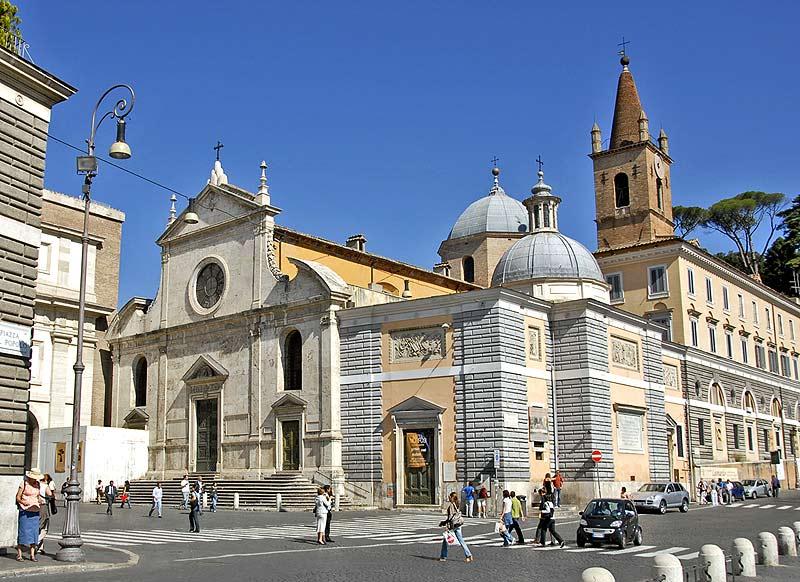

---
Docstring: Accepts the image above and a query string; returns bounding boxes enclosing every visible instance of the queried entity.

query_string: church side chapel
[107,53,800,508]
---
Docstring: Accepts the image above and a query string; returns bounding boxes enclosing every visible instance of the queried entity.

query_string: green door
[404,429,435,505]
[196,399,218,472]
[281,420,301,471]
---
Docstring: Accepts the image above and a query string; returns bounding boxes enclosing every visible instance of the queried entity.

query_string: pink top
[18,480,41,511]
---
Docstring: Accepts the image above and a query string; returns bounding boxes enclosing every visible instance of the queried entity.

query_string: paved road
[17,493,800,582]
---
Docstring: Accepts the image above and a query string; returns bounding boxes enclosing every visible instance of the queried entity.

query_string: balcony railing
[3,32,32,62]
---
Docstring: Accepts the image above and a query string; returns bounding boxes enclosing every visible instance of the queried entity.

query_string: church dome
[491,231,604,286]
[448,169,528,240]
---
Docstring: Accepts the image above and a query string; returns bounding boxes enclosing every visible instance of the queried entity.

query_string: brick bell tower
[590,54,674,250]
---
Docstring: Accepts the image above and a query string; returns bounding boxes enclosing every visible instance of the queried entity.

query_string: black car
[576,498,643,549]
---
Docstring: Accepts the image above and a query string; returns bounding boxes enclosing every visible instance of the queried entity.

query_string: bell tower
[590,54,674,250]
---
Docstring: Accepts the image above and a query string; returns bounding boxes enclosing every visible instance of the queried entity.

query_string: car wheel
[752,491,757,499]
[633,527,643,546]
[679,498,689,513]
[659,500,667,515]
[576,536,585,548]
[766,489,772,497]
[617,533,627,549]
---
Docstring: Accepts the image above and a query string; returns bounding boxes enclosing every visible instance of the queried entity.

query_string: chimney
[402,279,413,298]
[433,262,452,277]
[345,234,367,252]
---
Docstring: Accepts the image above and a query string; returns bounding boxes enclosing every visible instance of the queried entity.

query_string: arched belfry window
[656,177,664,210]
[284,331,303,391]
[134,357,147,407]
[462,256,475,283]
[614,173,630,208]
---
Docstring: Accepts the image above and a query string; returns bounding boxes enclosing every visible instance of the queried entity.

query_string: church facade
[107,55,800,507]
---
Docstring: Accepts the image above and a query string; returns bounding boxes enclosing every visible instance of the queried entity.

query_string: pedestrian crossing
[727,501,800,511]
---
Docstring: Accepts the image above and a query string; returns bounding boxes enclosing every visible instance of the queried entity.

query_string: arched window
[134,357,147,407]
[462,256,475,283]
[710,383,725,407]
[284,331,303,391]
[771,398,783,418]
[614,173,630,208]
[656,178,664,210]
[743,391,757,414]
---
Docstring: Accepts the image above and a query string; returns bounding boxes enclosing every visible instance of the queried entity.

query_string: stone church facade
[108,55,800,507]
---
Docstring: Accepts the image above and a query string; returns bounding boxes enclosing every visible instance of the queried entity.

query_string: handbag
[442,531,458,546]
[494,521,507,534]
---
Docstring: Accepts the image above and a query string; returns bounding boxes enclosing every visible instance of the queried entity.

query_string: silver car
[741,479,771,499]
[631,482,690,514]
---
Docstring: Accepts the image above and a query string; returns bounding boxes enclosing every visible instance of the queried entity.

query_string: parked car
[731,481,746,501]
[577,498,643,549]
[631,482,690,514]
[741,479,772,499]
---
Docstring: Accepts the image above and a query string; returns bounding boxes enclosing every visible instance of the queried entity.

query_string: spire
[255,160,271,206]
[591,121,602,154]
[658,128,669,155]
[609,54,645,149]
[488,165,506,196]
[167,194,177,226]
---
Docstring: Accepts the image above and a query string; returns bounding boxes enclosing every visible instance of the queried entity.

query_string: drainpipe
[778,384,790,487]
[684,378,698,500]
[549,324,560,471]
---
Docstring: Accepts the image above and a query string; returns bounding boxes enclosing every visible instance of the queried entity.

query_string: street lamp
[55,84,135,563]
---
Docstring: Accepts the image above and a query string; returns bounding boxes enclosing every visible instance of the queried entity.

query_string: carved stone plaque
[663,364,678,389]
[528,327,541,361]
[611,336,639,370]
[390,327,445,363]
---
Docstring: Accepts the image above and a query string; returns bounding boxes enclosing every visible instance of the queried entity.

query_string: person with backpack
[188,484,201,533]
[439,491,473,562]
[535,488,565,547]
[771,474,781,498]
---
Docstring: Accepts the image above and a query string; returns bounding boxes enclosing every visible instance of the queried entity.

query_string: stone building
[26,189,125,465]
[0,45,74,546]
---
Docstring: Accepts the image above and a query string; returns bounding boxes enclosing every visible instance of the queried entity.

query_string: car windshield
[638,484,666,492]
[584,500,625,518]
[742,480,756,486]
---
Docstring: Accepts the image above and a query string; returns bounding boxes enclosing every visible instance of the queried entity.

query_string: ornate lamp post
[55,84,135,563]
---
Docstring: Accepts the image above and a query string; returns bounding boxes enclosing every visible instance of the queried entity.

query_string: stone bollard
[731,538,757,577]
[757,532,779,566]
[777,526,798,556]
[233,492,240,510]
[793,521,800,543]
[202,492,208,509]
[699,544,726,582]
[580,567,615,582]
[652,553,682,582]
[335,492,340,511]
[276,492,282,511]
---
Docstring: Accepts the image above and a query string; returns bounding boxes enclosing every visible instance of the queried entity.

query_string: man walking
[771,474,781,498]
[553,471,564,507]
[508,491,525,544]
[188,485,201,533]
[149,482,163,518]
[180,474,190,510]
[323,485,335,543]
[462,482,476,518]
[535,488,564,547]
[104,480,118,515]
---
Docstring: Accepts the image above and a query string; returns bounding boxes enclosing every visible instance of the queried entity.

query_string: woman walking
[498,490,514,546]
[188,484,201,533]
[535,488,564,547]
[477,486,489,518]
[439,491,473,562]
[119,480,132,509]
[15,469,48,562]
[314,487,331,545]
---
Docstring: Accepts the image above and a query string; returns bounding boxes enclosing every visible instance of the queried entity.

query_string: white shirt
[501,497,512,515]
[152,486,163,501]
[181,479,189,493]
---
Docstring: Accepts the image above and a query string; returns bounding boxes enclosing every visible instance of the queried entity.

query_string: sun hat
[25,468,44,480]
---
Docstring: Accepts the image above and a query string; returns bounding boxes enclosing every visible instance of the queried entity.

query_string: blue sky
[26,1,800,306]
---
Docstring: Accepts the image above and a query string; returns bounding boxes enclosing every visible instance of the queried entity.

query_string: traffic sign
[591,450,602,463]
[493,449,501,466]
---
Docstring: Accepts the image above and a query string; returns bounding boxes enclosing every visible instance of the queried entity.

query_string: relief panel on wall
[389,327,445,363]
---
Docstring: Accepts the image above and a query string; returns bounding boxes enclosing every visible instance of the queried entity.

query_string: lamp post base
[55,481,85,563]
[54,545,85,563]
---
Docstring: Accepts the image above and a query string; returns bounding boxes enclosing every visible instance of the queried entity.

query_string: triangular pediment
[271,393,308,410]
[123,407,150,429]
[182,355,228,382]
[388,396,446,414]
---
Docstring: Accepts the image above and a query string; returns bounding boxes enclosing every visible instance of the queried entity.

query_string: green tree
[702,191,784,279]
[761,237,796,296]
[673,205,707,238]
[714,250,758,274]
[778,194,800,269]
[0,1,20,48]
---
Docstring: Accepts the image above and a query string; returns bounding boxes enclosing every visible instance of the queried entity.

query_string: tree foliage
[0,1,20,48]
[761,237,796,296]
[701,191,784,278]
[673,206,707,238]
[777,194,800,270]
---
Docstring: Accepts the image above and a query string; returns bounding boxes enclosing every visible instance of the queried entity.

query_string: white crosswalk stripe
[777,505,792,510]
[760,504,776,509]
[676,552,700,560]
[743,504,759,508]
[635,547,689,557]
[599,545,656,555]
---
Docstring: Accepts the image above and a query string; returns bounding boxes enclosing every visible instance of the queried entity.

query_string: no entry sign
[591,450,602,463]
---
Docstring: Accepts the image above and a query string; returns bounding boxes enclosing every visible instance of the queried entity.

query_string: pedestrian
[696,479,706,505]
[710,482,719,507]
[314,487,331,545]
[725,479,733,505]
[43,473,57,516]
[439,491,474,563]
[477,486,489,518]
[188,484,201,532]
[180,474,190,510]
[61,479,69,507]
[507,491,525,544]
[620,486,632,500]
[36,475,51,555]
[209,483,218,512]
[196,477,204,514]
[323,484,335,543]
[553,470,564,507]
[95,479,104,505]
[15,469,47,562]
[536,488,565,547]
[149,482,163,518]
[104,480,118,515]
[543,473,553,496]
[771,474,780,498]
[462,481,476,518]
[497,490,514,547]
[119,480,132,509]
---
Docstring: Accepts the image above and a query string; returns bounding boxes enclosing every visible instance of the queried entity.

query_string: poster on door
[54,442,66,473]
[405,432,428,469]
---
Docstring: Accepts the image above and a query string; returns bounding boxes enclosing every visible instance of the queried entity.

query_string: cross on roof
[491,155,499,167]
[536,155,544,172]
[618,36,630,56]
[214,141,224,161]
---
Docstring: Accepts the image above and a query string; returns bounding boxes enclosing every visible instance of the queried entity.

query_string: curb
[0,546,138,579]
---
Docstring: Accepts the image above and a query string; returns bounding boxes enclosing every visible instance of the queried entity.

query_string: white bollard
[792,521,800,544]
[652,553,682,582]
[757,531,779,566]
[731,538,757,577]
[202,492,208,509]
[276,492,282,511]
[233,492,240,510]
[699,544,726,582]
[335,492,340,511]
[580,567,615,582]
[777,526,797,557]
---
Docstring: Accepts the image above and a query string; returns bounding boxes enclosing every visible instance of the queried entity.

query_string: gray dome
[448,188,528,240]
[492,231,604,286]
